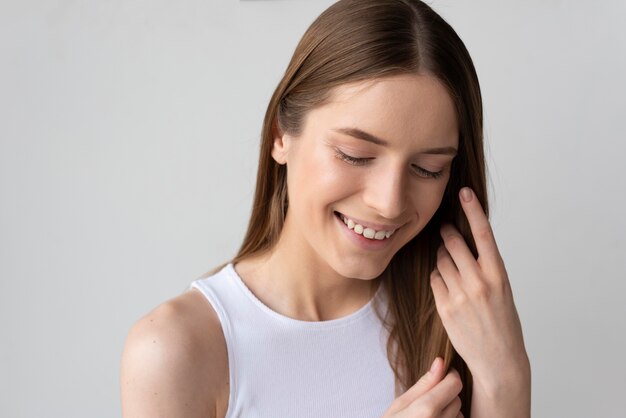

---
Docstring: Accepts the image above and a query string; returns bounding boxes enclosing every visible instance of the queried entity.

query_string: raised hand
[430,187,530,411]
[381,357,463,418]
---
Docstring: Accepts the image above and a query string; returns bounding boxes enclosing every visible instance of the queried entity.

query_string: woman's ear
[271,118,290,165]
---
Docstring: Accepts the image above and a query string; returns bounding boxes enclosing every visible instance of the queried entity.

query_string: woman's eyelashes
[332,147,444,179]
[333,148,371,166]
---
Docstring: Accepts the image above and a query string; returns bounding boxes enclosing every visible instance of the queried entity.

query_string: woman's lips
[334,211,396,250]
[334,211,403,232]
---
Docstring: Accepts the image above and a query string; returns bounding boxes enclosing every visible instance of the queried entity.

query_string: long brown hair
[203,1,486,415]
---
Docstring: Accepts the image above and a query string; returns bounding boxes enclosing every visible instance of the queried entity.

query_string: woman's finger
[390,357,445,411]
[458,187,504,274]
[435,245,462,293]
[430,267,449,306]
[405,368,463,416]
[439,395,462,418]
[439,223,481,280]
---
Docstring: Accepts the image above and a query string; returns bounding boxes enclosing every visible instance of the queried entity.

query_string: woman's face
[272,73,459,280]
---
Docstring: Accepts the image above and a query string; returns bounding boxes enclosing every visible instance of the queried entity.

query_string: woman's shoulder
[120,289,229,418]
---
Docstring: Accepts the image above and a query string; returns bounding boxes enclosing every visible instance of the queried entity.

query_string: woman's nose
[361,165,408,221]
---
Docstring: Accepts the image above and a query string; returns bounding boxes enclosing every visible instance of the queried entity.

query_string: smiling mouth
[333,211,399,240]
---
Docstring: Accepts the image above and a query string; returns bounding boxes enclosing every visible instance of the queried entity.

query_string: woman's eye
[333,148,371,166]
[412,165,445,179]
[334,147,445,179]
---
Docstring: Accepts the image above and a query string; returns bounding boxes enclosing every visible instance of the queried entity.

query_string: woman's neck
[233,244,381,322]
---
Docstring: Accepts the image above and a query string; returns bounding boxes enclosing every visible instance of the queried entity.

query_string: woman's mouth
[335,211,397,241]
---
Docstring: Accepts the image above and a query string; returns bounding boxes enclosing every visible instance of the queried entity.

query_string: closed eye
[412,165,444,179]
[333,148,371,166]
[333,148,445,179]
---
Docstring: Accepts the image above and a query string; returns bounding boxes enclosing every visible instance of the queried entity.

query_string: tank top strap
[189,263,395,418]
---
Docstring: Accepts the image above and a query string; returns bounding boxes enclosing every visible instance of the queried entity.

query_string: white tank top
[188,262,396,418]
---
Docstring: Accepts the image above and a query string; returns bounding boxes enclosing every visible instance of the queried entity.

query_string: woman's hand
[381,357,463,418]
[430,187,530,415]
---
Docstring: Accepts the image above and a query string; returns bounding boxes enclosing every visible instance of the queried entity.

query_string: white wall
[1,1,624,417]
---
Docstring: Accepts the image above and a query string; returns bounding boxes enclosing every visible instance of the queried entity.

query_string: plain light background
[1,0,625,417]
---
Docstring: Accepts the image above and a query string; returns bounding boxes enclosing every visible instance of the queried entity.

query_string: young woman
[120,1,531,417]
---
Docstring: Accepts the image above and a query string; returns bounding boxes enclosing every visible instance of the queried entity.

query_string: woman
[120,0,531,417]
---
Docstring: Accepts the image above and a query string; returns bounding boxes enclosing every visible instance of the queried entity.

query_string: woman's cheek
[408,181,445,217]
[304,154,351,197]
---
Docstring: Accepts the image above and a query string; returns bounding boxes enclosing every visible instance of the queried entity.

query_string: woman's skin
[121,73,530,417]
[433,187,530,416]
[235,73,458,324]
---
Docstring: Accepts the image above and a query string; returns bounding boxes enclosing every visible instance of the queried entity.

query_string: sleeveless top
[188,263,396,418]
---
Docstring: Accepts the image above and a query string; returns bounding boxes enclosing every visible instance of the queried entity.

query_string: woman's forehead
[312,74,459,148]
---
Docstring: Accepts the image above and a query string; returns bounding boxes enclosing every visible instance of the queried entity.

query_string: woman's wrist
[470,356,531,418]
[482,358,530,393]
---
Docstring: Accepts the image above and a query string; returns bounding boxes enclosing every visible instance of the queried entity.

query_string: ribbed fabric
[188,263,396,418]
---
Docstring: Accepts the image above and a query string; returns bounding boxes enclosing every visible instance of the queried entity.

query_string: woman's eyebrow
[331,127,458,155]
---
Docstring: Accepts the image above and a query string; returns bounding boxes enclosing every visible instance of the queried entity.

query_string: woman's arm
[120,291,223,418]
[470,356,531,418]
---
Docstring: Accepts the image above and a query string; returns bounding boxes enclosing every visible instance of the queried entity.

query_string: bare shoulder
[120,288,229,418]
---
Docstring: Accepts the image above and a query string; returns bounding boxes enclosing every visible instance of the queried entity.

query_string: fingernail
[460,187,472,202]
[430,357,440,374]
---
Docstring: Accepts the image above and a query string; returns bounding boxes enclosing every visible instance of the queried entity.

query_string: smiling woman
[265,74,461,284]
[120,1,530,417]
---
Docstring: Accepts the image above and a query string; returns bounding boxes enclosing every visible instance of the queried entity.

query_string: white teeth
[339,213,396,240]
